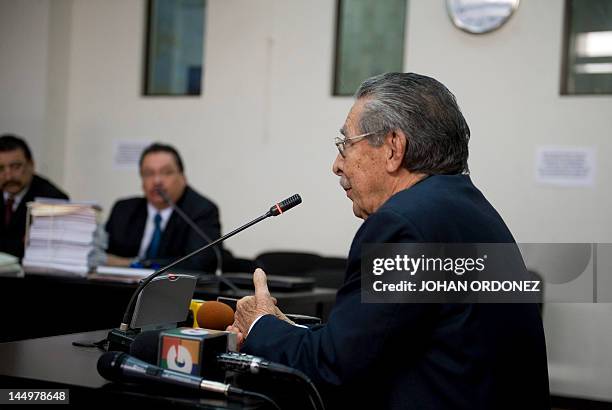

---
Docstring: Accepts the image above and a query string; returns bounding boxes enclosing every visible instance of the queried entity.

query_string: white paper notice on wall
[535,146,596,187]
[113,140,151,170]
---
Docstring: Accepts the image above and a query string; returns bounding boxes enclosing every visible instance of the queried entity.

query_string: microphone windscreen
[129,330,163,364]
[196,301,235,330]
[97,351,125,381]
[269,194,302,216]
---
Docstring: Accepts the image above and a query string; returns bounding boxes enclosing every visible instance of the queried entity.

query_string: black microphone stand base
[107,328,139,352]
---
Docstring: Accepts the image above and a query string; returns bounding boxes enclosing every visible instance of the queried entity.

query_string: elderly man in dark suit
[105,143,221,272]
[229,73,549,409]
[0,134,69,258]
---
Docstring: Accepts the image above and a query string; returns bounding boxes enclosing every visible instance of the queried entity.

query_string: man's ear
[385,130,407,173]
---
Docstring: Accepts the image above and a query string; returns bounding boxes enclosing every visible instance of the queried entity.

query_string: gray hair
[355,72,470,175]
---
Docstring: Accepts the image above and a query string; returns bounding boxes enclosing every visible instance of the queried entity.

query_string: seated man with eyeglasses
[229,73,549,409]
[105,142,222,272]
[0,134,70,258]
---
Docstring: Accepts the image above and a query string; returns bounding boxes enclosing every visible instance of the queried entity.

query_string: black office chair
[307,256,346,289]
[254,251,323,276]
[221,249,255,273]
[255,251,347,289]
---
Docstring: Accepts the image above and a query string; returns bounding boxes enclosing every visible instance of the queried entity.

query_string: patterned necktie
[146,213,163,260]
[4,196,15,226]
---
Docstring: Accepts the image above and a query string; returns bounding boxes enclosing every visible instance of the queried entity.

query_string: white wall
[61,0,360,258]
[0,0,49,168]
[408,1,612,243]
[42,0,72,184]
[2,0,612,401]
[5,0,608,254]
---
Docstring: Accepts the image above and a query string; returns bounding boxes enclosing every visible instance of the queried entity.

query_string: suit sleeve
[104,202,121,256]
[241,209,436,388]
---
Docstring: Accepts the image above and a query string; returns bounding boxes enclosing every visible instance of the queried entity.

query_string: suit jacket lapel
[3,184,33,230]
[158,188,191,257]
[159,211,180,256]
[131,201,148,254]
[14,186,34,228]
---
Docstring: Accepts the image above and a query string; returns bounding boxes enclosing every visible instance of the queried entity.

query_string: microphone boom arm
[118,194,301,332]
[120,212,269,331]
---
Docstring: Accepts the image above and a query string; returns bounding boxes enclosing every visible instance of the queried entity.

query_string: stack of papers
[90,265,155,283]
[22,199,106,277]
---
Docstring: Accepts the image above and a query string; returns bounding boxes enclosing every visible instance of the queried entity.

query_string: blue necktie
[146,213,162,260]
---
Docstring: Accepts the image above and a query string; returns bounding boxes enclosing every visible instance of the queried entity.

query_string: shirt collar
[3,185,30,209]
[146,202,173,229]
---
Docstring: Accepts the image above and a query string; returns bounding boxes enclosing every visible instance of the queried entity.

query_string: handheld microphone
[128,299,237,367]
[108,194,302,351]
[98,351,239,396]
[131,332,303,377]
[130,332,294,376]
[128,329,324,410]
[216,352,325,410]
[216,352,296,375]
[182,300,235,329]
[155,187,223,276]
[196,300,235,330]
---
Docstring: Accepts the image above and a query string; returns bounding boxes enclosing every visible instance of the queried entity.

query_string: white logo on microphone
[167,345,193,373]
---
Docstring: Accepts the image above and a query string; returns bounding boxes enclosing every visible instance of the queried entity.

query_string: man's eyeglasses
[334,131,383,157]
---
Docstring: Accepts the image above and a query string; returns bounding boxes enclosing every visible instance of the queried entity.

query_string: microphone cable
[217,352,325,410]
[155,187,222,274]
[272,367,324,410]
[235,389,281,410]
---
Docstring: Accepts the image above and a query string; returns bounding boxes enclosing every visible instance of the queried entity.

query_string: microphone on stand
[106,194,302,351]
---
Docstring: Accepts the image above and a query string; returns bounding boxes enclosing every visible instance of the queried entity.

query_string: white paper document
[535,146,596,187]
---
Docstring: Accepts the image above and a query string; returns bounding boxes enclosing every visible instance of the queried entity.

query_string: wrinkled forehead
[341,98,370,136]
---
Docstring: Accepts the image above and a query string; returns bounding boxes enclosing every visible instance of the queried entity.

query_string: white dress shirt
[248,314,307,336]
[137,203,173,259]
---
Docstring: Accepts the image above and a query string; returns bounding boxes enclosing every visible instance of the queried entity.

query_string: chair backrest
[254,251,322,275]
[221,249,255,273]
[255,251,347,289]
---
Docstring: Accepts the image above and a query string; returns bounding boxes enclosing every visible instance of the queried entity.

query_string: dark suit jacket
[0,174,69,258]
[243,175,549,409]
[105,186,221,272]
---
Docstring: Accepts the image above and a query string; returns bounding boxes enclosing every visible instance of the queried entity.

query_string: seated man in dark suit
[0,134,69,258]
[228,73,549,409]
[105,143,221,272]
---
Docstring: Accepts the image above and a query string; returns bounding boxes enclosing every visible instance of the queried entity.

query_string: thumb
[253,268,271,298]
